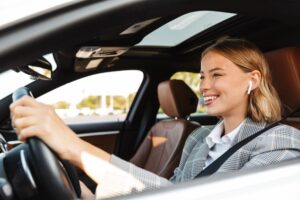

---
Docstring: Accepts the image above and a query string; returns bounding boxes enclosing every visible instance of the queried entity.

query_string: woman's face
[200,51,250,119]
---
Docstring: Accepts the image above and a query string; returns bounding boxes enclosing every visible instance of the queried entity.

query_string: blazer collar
[190,118,266,179]
[232,117,267,145]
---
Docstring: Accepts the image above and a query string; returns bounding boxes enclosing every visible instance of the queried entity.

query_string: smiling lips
[203,95,218,105]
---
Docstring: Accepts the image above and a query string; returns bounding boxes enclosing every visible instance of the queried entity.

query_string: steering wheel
[11,87,79,200]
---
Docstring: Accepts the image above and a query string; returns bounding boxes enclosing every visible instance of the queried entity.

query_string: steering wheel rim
[12,87,78,200]
[28,138,77,200]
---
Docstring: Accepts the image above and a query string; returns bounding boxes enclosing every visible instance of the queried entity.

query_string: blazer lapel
[217,118,267,172]
[187,119,267,179]
[189,140,210,179]
[232,117,267,146]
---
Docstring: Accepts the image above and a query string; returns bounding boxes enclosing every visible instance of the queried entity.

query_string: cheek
[213,80,230,93]
[214,79,246,97]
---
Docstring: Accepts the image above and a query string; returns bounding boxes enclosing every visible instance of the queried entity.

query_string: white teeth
[203,96,217,101]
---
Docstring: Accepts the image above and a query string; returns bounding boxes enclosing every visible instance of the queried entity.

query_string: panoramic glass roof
[136,11,236,47]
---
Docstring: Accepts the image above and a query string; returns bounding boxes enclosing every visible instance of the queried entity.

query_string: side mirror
[18,57,52,80]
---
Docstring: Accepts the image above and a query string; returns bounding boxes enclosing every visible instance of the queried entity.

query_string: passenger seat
[130,80,200,178]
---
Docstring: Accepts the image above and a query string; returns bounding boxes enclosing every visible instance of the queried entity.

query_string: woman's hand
[10,96,83,162]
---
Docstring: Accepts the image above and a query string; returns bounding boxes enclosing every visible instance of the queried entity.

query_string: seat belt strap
[195,108,300,178]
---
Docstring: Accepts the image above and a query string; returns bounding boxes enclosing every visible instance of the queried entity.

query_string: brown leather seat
[265,47,300,128]
[130,80,201,178]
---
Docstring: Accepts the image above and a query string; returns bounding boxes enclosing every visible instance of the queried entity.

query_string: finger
[14,117,38,130]
[10,106,37,119]
[18,126,42,142]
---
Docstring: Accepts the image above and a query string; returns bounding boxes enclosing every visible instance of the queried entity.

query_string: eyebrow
[200,67,224,74]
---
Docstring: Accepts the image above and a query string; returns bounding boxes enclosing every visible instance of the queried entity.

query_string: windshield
[0,54,57,99]
[137,11,236,47]
[0,70,33,99]
[0,0,74,28]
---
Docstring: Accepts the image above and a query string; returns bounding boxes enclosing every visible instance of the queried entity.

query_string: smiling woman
[9,37,300,200]
[201,38,281,123]
[1,0,300,199]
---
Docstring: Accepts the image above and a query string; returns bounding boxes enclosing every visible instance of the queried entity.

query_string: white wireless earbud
[247,80,253,95]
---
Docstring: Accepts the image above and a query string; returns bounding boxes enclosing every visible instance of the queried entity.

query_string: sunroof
[136,11,236,47]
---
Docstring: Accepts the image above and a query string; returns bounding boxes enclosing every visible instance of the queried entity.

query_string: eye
[200,75,205,80]
[212,73,222,78]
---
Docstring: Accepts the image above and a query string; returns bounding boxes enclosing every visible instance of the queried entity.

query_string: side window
[38,70,143,124]
[158,72,206,117]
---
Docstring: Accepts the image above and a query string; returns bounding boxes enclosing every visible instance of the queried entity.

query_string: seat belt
[195,108,300,178]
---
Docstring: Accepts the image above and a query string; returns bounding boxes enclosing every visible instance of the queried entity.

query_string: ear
[249,70,261,90]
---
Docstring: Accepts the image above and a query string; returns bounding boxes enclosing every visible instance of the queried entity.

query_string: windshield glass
[0,70,33,99]
[137,11,236,47]
[0,54,57,99]
[0,0,74,28]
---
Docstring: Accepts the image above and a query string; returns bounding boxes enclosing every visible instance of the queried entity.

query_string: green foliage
[113,96,126,110]
[52,101,70,109]
[76,96,100,109]
[74,93,137,112]
[128,93,135,106]
[113,93,136,112]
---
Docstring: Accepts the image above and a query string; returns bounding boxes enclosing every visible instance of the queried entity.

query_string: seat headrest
[265,47,300,112]
[158,80,198,118]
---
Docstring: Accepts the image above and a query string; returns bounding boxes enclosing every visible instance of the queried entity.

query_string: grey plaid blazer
[106,118,300,198]
[169,118,300,183]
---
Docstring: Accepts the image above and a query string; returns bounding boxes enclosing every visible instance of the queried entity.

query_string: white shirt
[204,120,245,168]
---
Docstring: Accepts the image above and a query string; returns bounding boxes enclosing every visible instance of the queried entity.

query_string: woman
[10,38,300,199]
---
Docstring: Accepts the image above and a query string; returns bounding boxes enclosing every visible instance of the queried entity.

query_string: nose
[200,78,210,93]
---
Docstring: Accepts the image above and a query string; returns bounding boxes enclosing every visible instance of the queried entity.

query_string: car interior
[0,0,300,199]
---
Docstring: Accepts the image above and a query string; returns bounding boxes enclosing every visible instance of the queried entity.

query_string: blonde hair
[201,38,282,123]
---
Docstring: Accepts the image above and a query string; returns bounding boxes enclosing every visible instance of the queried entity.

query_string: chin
[206,109,221,116]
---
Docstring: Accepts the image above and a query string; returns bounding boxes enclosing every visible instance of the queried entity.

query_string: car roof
[0,0,300,72]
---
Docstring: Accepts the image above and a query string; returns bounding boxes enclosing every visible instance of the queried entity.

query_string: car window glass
[157,72,206,118]
[0,54,56,99]
[37,70,143,124]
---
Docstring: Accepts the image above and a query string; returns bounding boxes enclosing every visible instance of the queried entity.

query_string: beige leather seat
[130,80,200,178]
[265,47,300,128]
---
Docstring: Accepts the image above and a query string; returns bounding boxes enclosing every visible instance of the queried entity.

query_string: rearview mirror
[18,57,53,80]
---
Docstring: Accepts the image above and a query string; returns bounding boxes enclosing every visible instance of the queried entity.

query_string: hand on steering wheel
[11,87,80,200]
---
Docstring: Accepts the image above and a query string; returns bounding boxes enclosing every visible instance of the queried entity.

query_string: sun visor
[74,46,128,72]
